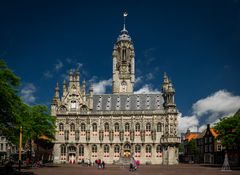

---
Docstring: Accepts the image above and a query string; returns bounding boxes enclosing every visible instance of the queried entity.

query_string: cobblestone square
[19,164,239,175]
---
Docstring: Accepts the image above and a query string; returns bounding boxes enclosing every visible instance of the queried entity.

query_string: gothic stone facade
[51,26,180,165]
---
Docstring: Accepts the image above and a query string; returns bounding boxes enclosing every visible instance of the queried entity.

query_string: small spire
[83,80,86,88]
[55,82,59,90]
[55,82,60,98]
[168,79,175,93]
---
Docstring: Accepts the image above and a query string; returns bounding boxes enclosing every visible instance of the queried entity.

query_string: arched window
[60,145,66,155]
[135,144,141,153]
[59,123,64,131]
[156,145,162,153]
[79,145,84,156]
[104,145,110,153]
[146,123,151,132]
[92,123,97,132]
[124,143,131,150]
[114,145,120,153]
[68,146,76,152]
[70,123,75,132]
[125,123,130,132]
[92,145,97,153]
[146,145,152,153]
[81,123,86,132]
[135,123,140,132]
[121,81,127,92]
[104,123,109,132]
[157,123,162,132]
[114,123,119,132]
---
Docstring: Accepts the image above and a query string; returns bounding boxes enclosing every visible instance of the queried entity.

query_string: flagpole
[123,12,128,30]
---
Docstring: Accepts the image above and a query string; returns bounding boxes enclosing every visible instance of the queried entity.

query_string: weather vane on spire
[123,12,128,30]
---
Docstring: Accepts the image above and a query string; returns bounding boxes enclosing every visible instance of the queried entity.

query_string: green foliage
[0,59,55,145]
[179,142,184,153]
[214,114,240,147]
[0,59,23,141]
[188,139,197,155]
[20,105,56,145]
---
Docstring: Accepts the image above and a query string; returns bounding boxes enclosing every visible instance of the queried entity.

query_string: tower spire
[123,12,128,31]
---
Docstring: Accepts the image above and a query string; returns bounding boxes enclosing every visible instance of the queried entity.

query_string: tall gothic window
[125,123,130,132]
[104,123,109,132]
[114,145,120,153]
[81,123,86,132]
[135,123,140,132]
[70,123,75,132]
[59,123,64,131]
[146,145,152,153]
[156,145,162,153]
[122,48,126,61]
[79,145,84,156]
[92,145,97,153]
[114,123,119,132]
[61,145,66,155]
[146,123,151,132]
[92,123,97,132]
[121,81,127,92]
[135,144,141,153]
[157,123,162,132]
[104,145,110,153]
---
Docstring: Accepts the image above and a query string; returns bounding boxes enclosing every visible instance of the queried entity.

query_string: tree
[188,139,197,155]
[214,114,240,147]
[0,59,56,146]
[0,59,24,142]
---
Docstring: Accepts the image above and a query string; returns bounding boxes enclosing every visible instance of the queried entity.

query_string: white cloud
[43,71,53,79]
[92,79,112,94]
[143,48,156,65]
[66,57,72,63]
[179,90,240,133]
[134,84,160,94]
[76,62,83,70]
[44,59,85,79]
[146,73,154,80]
[193,90,240,120]
[178,113,199,133]
[20,83,36,104]
[135,76,143,85]
[89,76,98,83]
[55,60,63,71]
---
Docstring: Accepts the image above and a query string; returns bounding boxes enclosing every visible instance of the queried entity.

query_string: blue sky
[1,0,240,133]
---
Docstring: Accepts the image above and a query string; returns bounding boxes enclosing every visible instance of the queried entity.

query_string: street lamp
[18,126,22,171]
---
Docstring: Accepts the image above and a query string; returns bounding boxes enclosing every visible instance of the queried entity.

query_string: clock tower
[112,12,135,94]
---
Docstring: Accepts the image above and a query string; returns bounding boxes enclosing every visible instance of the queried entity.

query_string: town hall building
[51,16,180,165]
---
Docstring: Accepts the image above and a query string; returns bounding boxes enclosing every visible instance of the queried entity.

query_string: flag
[124,12,128,17]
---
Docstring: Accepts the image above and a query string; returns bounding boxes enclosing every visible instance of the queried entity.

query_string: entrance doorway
[123,143,131,157]
[68,146,76,164]
[69,153,76,164]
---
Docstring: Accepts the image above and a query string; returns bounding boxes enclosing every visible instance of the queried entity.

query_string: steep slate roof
[197,127,218,139]
[92,94,164,111]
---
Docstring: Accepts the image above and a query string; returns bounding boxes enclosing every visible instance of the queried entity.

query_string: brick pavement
[18,164,239,175]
